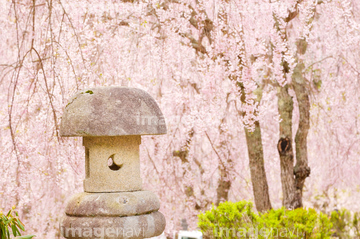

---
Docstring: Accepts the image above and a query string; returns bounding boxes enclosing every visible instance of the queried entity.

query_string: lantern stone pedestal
[59,87,166,239]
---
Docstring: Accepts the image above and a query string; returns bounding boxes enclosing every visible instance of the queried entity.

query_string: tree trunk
[240,85,272,212]
[277,62,311,209]
[245,122,272,212]
[292,62,311,207]
[277,85,297,209]
[216,167,231,205]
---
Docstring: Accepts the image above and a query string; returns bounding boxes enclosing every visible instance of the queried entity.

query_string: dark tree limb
[292,62,311,208]
[244,122,272,212]
[272,0,316,209]
[239,84,272,212]
[277,85,297,209]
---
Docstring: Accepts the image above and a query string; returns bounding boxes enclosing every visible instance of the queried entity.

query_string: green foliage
[0,207,35,239]
[330,209,360,238]
[84,90,94,94]
[261,207,332,238]
[353,212,360,237]
[198,201,259,238]
[198,201,333,239]
[330,209,351,238]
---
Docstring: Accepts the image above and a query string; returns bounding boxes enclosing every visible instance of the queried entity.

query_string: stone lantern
[59,87,166,239]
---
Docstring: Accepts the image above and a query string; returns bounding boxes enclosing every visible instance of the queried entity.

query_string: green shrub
[260,207,332,238]
[0,206,35,239]
[330,209,352,238]
[330,209,360,238]
[353,212,360,238]
[198,201,259,238]
[198,201,333,239]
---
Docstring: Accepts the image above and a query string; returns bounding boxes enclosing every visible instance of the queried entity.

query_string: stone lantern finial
[60,86,166,239]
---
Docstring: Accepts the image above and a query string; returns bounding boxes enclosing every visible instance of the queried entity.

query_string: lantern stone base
[65,191,160,217]
[60,191,166,239]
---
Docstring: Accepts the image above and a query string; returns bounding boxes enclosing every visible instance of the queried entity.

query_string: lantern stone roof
[60,86,166,137]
